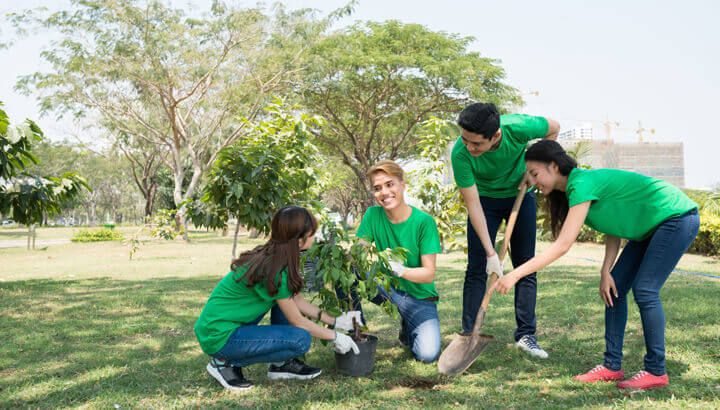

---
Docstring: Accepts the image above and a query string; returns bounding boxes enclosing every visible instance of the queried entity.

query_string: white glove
[389,260,406,277]
[486,253,504,277]
[334,311,364,332]
[333,332,360,355]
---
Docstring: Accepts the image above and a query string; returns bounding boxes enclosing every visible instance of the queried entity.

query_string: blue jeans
[343,284,441,363]
[464,192,538,340]
[603,209,699,376]
[212,305,311,367]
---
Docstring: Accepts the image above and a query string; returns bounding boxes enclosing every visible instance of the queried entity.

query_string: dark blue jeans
[463,191,538,340]
[603,209,699,376]
[213,305,311,367]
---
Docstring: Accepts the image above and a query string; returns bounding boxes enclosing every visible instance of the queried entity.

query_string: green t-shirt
[566,168,698,241]
[356,206,442,300]
[194,266,292,355]
[451,113,549,198]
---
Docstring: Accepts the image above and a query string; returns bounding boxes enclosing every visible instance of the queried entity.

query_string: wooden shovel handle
[480,184,527,312]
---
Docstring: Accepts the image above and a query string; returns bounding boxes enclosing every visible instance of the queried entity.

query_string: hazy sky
[2,0,718,188]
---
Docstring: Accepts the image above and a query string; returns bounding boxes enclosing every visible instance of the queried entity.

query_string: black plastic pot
[335,334,378,377]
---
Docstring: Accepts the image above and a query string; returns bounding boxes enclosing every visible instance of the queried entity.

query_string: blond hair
[366,160,404,182]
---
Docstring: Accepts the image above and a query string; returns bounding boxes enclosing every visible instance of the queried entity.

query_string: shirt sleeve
[419,214,442,255]
[502,114,549,144]
[567,175,599,207]
[355,208,375,241]
[451,141,476,189]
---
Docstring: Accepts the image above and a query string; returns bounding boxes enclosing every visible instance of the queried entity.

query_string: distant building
[558,123,593,140]
[560,139,685,187]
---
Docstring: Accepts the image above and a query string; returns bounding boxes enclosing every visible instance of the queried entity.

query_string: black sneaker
[267,358,322,380]
[206,360,253,392]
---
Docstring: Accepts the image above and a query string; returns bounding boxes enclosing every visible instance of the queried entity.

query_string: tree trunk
[27,225,31,250]
[144,182,157,217]
[231,220,241,258]
[31,225,36,250]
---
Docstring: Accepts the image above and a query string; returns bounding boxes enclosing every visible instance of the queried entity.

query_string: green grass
[1,229,719,408]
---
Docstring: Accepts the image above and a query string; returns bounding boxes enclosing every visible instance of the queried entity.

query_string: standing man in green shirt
[451,102,560,358]
[494,140,699,390]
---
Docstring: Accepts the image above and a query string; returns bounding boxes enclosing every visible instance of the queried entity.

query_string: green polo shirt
[566,168,698,241]
[451,113,549,198]
[356,206,442,300]
[194,266,292,355]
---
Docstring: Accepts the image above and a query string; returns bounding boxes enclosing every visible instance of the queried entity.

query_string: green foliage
[196,100,323,236]
[408,117,466,252]
[151,209,183,240]
[304,218,407,318]
[0,103,42,180]
[302,20,520,207]
[688,211,720,256]
[71,228,123,242]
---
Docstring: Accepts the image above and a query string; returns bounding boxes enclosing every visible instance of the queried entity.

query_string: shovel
[438,184,527,376]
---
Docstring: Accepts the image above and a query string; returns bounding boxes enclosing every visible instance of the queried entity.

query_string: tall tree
[301,20,520,205]
[12,1,332,238]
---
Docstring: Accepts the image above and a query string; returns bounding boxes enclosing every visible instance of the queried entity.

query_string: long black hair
[525,140,577,238]
[231,206,317,296]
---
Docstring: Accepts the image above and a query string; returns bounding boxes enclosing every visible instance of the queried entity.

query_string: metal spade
[438,185,527,376]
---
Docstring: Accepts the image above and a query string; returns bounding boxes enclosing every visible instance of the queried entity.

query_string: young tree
[192,101,323,258]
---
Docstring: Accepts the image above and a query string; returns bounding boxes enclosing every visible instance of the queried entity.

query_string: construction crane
[636,121,655,143]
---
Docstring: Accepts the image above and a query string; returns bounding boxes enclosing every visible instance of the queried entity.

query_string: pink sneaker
[617,370,669,390]
[574,365,625,382]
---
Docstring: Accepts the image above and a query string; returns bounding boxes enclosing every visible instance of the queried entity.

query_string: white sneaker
[516,335,548,359]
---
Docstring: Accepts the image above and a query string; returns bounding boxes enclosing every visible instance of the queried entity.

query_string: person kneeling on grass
[194,206,362,392]
[492,140,699,391]
[343,160,443,363]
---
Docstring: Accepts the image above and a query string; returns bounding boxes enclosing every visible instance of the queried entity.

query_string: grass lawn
[1,229,719,409]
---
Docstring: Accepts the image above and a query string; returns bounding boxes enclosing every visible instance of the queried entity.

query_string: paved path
[0,239,71,249]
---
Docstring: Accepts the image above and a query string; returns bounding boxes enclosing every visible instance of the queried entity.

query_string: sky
[1,0,719,188]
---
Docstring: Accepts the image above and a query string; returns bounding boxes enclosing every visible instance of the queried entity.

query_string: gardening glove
[334,311,364,332]
[486,253,504,278]
[333,331,360,355]
[389,260,406,278]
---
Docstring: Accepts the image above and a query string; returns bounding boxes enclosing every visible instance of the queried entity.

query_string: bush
[688,212,720,257]
[102,223,116,230]
[71,228,123,242]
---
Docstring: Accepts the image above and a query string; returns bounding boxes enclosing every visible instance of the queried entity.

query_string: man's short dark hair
[457,102,500,139]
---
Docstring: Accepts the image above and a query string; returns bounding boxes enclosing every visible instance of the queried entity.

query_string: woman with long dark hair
[194,206,360,391]
[493,140,699,391]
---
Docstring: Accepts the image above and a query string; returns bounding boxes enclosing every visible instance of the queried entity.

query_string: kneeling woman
[494,140,699,390]
[354,160,443,363]
[194,206,360,391]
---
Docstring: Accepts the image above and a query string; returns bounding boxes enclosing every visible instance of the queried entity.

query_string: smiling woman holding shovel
[493,140,699,391]
[194,206,361,392]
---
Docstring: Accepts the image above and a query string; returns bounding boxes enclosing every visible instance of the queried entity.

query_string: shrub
[102,223,115,230]
[71,228,123,242]
[688,211,720,257]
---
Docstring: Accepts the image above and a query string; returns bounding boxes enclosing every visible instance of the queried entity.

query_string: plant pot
[334,334,378,377]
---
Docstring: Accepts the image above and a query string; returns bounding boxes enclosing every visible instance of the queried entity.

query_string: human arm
[493,201,591,294]
[544,118,560,140]
[459,185,496,257]
[276,297,336,340]
[389,253,436,284]
[599,235,621,307]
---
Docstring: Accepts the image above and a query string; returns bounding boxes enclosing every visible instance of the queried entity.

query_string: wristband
[316,309,323,322]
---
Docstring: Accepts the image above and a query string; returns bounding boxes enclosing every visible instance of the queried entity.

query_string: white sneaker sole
[267,369,322,381]
[516,342,549,359]
[206,363,253,392]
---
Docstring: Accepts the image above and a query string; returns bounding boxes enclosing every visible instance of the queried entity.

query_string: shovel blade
[438,333,494,376]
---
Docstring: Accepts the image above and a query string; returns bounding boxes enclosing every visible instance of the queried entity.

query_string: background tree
[408,117,466,252]
[301,20,520,207]
[191,101,323,258]
[12,1,333,238]
[0,104,89,249]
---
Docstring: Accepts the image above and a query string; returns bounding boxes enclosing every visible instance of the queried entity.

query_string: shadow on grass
[0,264,718,408]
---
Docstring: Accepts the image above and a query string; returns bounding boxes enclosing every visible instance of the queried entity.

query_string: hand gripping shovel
[438,185,527,376]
